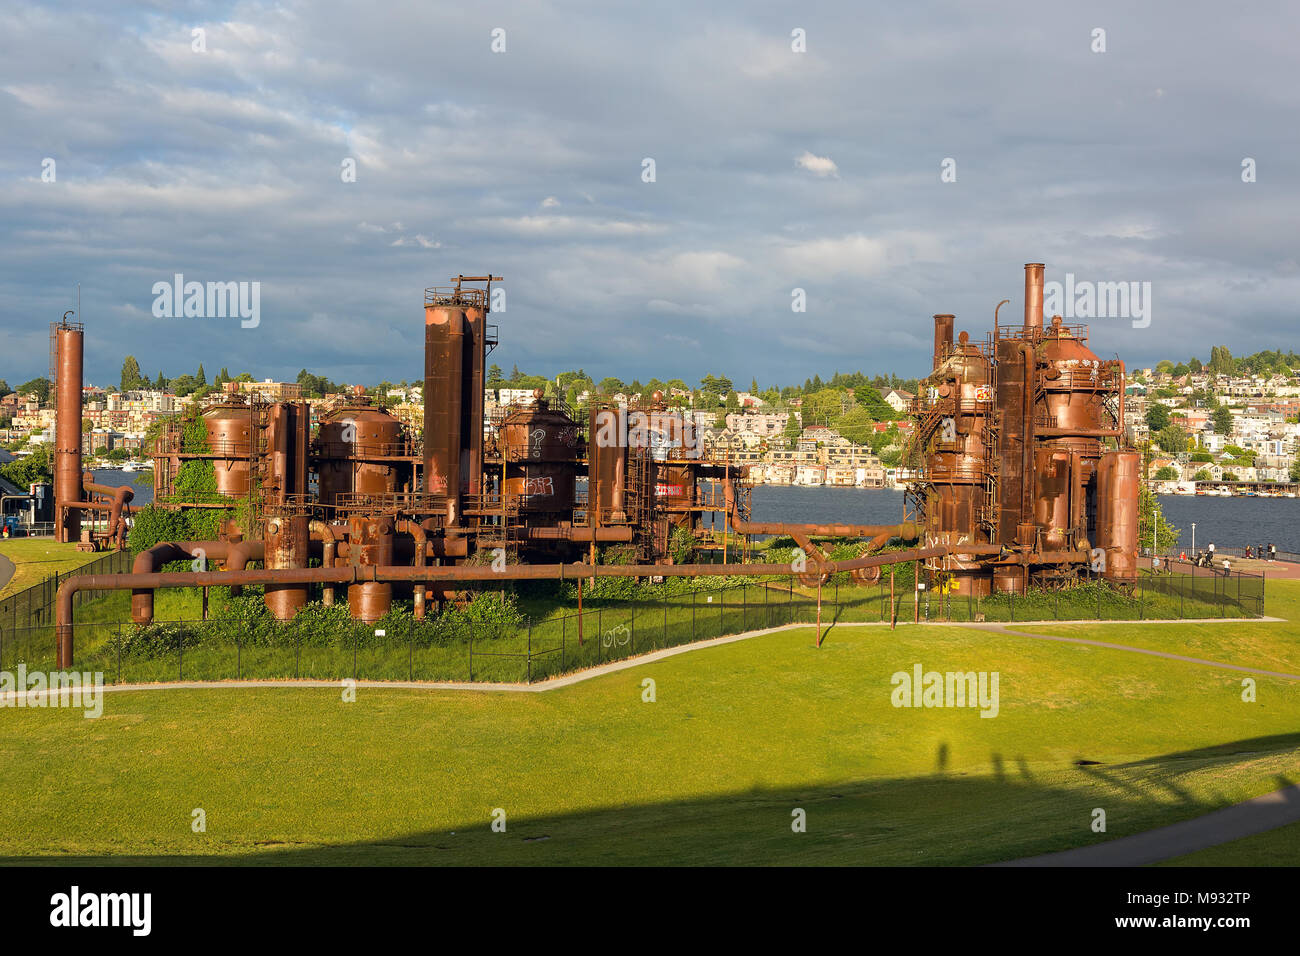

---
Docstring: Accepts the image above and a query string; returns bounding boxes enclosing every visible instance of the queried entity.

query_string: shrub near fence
[0,568,1265,686]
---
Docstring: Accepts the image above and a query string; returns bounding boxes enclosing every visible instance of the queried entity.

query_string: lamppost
[1191,522,1196,555]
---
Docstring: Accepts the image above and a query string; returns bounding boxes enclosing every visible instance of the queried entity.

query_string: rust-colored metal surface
[316,399,409,506]
[909,263,1137,594]
[347,513,395,622]
[53,319,84,544]
[203,400,254,497]
[423,302,466,516]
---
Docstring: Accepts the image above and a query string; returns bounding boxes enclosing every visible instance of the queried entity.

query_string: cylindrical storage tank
[1096,450,1140,583]
[1033,448,1072,550]
[500,393,578,513]
[655,462,696,527]
[423,305,466,507]
[53,322,84,543]
[316,403,408,506]
[203,402,253,497]
[264,513,310,619]
[463,303,487,496]
[347,514,394,622]
[588,404,627,523]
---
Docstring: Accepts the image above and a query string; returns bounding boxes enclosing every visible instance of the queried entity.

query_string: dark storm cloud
[1,0,1296,389]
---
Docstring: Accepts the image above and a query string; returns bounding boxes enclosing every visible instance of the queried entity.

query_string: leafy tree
[486,364,505,387]
[834,407,875,444]
[1212,406,1234,435]
[1154,466,1179,480]
[782,411,801,448]
[0,444,52,486]
[1188,357,1203,373]
[1194,469,1212,481]
[120,356,144,393]
[17,377,51,403]
[0,380,10,398]
[196,363,206,386]
[1144,403,1170,432]
[1155,426,1189,454]
[1138,481,1180,552]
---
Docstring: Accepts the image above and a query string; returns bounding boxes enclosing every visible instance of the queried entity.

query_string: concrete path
[997,783,1300,866]
[0,552,13,594]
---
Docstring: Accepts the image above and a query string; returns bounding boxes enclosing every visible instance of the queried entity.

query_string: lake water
[750,484,1300,555]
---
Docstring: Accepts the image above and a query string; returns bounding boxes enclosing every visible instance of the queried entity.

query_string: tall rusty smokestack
[423,301,465,521]
[1023,263,1044,331]
[933,314,954,370]
[53,316,84,544]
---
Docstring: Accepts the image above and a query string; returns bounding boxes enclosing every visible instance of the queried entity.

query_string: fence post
[764,583,769,629]
[630,601,635,655]
[295,619,300,680]
[1139,574,1144,620]
[408,620,413,682]
[598,606,603,662]
[719,587,724,637]
[527,617,532,684]
[691,588,695,641]
[116,621,121,685]
[562,613,566,671]
[662,590,667,649]
[178,618,183,682]
[469,624,474,681]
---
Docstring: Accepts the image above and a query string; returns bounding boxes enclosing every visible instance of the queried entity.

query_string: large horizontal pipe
[132,540,232,623]
[524,526,635,542]
[54,545,951,666]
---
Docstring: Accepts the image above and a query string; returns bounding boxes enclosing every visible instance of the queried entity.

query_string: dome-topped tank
[1037,316,1110,456]
[203,400,253,496]
[500,390,578,512]
[316,396,411,506]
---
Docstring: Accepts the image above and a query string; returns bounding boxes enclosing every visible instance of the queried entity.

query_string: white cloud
[796,151,839,177]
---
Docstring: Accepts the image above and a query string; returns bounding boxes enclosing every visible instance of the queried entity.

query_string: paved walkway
[0,552,13,594]
[997,783,1300,866]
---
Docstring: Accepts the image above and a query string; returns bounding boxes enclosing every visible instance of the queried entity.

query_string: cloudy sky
[2,0,1296,391]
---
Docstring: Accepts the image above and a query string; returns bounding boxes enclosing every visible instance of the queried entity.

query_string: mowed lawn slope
[3,583,1299,865]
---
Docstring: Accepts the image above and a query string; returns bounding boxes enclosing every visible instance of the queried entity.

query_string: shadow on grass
[4,735,1296,867]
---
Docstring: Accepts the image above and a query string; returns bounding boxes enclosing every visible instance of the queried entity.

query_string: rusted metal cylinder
[501,392,578,515]
[316,401,408,506]
[932,314,954,370]
[1097,450,1140,583]
[203,401,253,497]
[347,514,395,622]
[1023,263,1044,330]
[464,304,487,497]
[264,513,311,619]
[424,305,466,519]
[54,321,84,544]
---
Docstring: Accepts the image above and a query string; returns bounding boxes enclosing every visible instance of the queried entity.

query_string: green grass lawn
[1,587,1298,864]
[0,539,103,599]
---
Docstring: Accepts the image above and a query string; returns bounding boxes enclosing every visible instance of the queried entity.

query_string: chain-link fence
[0,568,1265,686]
[0,549,131,633]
